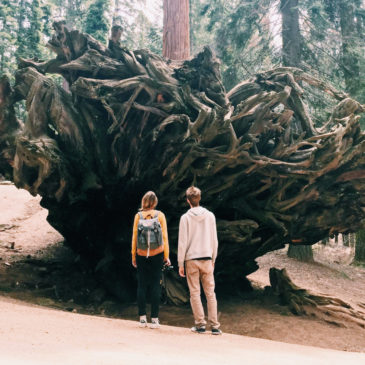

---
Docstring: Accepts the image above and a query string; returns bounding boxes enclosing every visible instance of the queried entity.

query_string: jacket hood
[187,207,208,222]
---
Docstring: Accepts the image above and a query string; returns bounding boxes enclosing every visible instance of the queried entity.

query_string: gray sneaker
[191,326,206,334]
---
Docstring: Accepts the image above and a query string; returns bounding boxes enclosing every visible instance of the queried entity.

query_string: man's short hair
[186,186,201,207]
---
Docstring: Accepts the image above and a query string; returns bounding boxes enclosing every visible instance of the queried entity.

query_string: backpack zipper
[147,230,150,258]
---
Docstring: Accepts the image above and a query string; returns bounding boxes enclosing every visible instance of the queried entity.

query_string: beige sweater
[178,207,218,268]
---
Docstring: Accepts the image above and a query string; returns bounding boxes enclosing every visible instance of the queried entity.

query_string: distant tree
[281,0,301,67]
[15,0,27,59]
[46,0,88,30]
[302,0,365,103]
[65,0,86,30]
[281,0,313,262]
[112,0,122,26]
[338,1,360,97]
[27,0,43,57]
[355,230,365,262]
[111,0,162,53]
[287,244,314,262]
[84,0,113,44]
[0,0,17,74]
[190,0,274,90]
[163,0,190,60]
[13,0,50,60]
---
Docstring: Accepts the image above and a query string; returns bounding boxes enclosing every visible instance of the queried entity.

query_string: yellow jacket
[131,209,169,260]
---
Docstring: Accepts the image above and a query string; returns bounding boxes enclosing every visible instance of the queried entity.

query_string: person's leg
[136,255,148,317]
[149,253,164,319]
[200,260,220,329]
[185,260,206,328]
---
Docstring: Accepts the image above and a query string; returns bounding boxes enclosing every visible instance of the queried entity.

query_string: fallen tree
[1,23,365,303]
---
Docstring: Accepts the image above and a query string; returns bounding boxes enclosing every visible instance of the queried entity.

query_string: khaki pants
[185,259,220,329]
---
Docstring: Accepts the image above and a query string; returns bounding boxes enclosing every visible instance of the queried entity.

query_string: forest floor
[0,183,365,354]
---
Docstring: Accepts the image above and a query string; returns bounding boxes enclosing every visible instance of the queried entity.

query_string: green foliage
[303,0,365,103]
[0,0,17,74]
[46,0,91,30]
[15,0,49,60]
[1,0,364,112]
[190,0,276,90]
[84,0,113,44]
[113,0,162,54]
[0,0,51,80]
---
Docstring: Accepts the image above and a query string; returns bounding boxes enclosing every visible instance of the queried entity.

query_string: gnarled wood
[1,24,365,302]
[269,268,365,328]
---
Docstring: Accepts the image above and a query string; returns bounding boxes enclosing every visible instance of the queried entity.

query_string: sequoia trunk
[163,0,190,60]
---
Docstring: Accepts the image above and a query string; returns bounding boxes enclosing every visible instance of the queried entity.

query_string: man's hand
[179,266,185,277]
[132,258,137,268]
[164,258,171,266]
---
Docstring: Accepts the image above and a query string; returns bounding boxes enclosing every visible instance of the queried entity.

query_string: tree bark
[163,0,190,60]
[1,24,365,302]
[339,1,360,98]
[355,230,365,262]
[280,0,301,67]
[281,0,314,261]
[112,0,121,26]
[287,245,313,262]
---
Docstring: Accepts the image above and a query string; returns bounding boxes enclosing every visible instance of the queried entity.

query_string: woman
[131,191,170,328]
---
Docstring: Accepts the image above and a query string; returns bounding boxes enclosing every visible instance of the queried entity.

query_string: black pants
[136,253,163,318]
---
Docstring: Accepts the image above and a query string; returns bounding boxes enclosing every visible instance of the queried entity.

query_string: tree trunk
[339,1,360,98]
[280,0,301,67]
[321,237,328,245]
[343,233,349,247]
[163,0,190,60]
[1,24,365,302]
[281,0,314,261]
[112,0,121,26]
[355,230,365,262]
[287,245,314,262]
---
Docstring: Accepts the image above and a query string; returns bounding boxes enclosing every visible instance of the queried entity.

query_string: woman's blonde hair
[140,191,158,210]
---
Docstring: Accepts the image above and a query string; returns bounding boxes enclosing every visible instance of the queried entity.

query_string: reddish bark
[163,0,190,60]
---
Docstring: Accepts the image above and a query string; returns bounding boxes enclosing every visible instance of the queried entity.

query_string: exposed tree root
[0,22,365,300]
[269,267,365,328]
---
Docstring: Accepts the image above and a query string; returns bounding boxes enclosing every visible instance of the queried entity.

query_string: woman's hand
[132,258,137,268]
[164,258,171,266]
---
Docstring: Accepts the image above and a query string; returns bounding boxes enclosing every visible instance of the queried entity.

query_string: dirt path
[1,182,365,357]
[0,183,63,261]
[0,296,364,365]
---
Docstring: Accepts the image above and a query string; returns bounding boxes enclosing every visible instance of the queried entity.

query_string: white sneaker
[150,318,160,329]
[139,316,148,328]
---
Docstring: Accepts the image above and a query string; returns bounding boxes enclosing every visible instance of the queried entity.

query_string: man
[178,186,221,335]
